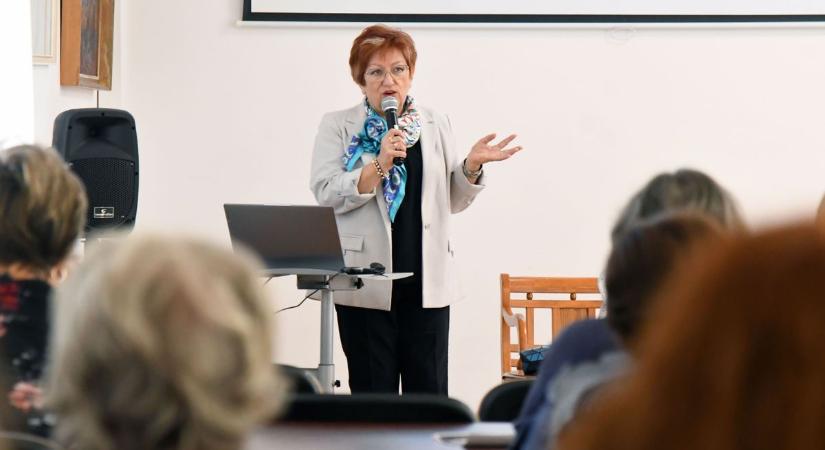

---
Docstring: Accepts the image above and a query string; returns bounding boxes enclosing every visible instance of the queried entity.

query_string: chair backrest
[477,379,534,422]
[500,274,603,376]
[276,364,322,394]
[278,393,475,424]
[0,431,64,450]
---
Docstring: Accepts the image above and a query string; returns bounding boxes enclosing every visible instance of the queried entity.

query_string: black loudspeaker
[52,108,139,232]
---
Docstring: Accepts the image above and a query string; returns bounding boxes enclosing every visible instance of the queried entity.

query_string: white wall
[1,1,35,147]
[32,65,96,146]
[98,0,825,410]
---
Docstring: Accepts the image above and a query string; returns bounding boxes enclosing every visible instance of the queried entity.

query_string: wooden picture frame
[61,0,114,90]
[32,0,60,64]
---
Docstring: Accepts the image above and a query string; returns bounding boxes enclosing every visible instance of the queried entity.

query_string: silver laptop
[224,204,345,276]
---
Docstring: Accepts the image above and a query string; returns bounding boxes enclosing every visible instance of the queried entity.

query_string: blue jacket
[511,319,622,449]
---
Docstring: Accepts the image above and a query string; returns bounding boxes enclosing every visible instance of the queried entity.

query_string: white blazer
[309,103,484,310]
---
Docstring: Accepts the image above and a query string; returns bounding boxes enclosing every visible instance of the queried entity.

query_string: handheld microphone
[381,96,404,166]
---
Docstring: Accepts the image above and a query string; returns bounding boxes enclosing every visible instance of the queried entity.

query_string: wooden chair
[500,274,603,377]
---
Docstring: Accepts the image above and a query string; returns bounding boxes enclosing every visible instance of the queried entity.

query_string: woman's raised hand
[465,133,522,171]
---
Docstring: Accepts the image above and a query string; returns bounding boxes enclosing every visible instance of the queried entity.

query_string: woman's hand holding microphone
[377,128,407,173]
[358,128,406,193]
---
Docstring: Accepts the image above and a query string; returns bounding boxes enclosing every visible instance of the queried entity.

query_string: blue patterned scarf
[342,97,421,222]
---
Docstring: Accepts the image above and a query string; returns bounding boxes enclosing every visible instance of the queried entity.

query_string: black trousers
[335,281,450,395]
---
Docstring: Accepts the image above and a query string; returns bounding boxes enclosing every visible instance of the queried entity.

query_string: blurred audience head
[605,213,724,345]
[817,193,825,230]
[611,169,743,243]
[47,234,284,450]
[0,145,86,280]
[561,224,825,450]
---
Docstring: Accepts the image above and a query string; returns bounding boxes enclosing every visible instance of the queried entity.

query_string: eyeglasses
[364,65,410,82]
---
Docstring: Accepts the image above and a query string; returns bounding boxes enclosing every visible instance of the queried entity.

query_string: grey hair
[611,169,744,243]
[46,234,285,450]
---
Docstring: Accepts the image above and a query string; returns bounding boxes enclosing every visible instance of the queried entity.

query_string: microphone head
[381,96,399,113]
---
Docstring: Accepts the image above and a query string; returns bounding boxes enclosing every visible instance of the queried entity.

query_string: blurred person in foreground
[46,235,285,450]
[513,169,743,449]
[560,224,825,450]
[520,213,725,450]
[0,145,86,436]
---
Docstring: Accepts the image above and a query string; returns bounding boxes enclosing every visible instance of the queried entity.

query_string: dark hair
[561,224,825,450]
[349,24,417,86]
[605,213,723,343]
[611,169,743,244]
[0,145,87,274]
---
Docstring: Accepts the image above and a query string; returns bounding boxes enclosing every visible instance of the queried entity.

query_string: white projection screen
[244,0,825,23]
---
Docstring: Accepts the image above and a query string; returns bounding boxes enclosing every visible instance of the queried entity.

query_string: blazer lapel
[344,105,366,152]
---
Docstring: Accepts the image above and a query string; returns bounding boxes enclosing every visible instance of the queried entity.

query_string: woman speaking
[310,24,522,395]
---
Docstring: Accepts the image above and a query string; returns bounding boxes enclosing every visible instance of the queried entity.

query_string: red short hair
[349,24,417,86]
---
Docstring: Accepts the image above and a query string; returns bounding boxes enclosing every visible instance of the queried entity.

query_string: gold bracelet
[373,159,389,180]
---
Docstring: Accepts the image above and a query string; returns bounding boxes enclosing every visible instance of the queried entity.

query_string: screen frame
[242,0,825,24]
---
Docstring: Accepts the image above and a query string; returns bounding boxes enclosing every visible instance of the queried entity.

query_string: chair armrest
[502,308,529,351]
[516,316,528,351]
[501,307,525,327]
[502,308,530,372]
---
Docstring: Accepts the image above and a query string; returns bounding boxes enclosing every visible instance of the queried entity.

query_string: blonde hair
[611,169,743,243]
[47,234,284,450]
[0,145,86,274]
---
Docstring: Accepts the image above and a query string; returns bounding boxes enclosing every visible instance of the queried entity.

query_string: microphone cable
[275,290,317,314]
[274,273,340,314]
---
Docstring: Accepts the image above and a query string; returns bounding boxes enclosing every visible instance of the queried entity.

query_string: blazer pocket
[341,234,364,252]
[341,234,365,267]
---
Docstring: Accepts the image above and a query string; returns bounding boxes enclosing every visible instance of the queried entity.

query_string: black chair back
[276,364,322,394]
[279,393,475,424]
[478,380,534,422]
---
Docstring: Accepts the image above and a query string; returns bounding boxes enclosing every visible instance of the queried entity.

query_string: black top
[391,139,423,289]
[0,274,51,382]
[0,274,53,436]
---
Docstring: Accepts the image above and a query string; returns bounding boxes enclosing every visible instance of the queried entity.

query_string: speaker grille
[71,158,136,229]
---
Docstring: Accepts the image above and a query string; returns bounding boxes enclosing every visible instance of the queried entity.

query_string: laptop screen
[223,204,345,275]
